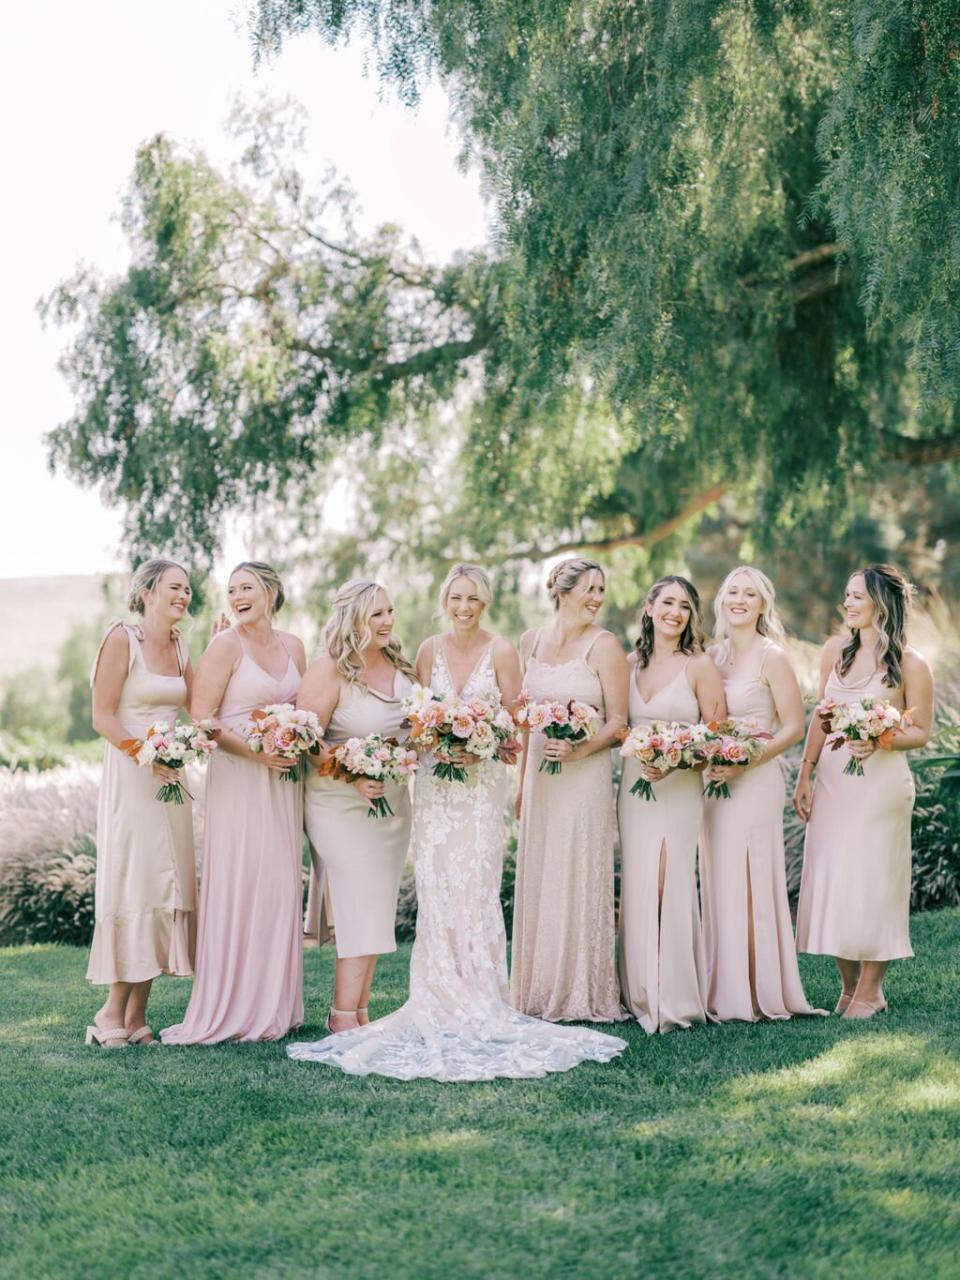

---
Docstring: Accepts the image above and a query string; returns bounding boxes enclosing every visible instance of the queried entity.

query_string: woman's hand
[847,738,876,760]
[638,762,668,784]
[705,763,736,784]
[257,751,296,773]
[353,777,386,802]
[543,737,575,764]
[151,762,181,785]
[793,772,814,822]
[210,612,231,638]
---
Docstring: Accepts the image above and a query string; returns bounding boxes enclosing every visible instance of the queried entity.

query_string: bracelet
[801,757,818,766]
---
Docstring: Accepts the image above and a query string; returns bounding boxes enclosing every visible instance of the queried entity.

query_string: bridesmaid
[618,576,725,1033]
[297,580,416,1033]
[511,557,629,1023]
[700,565,823,1022]
[794,565,933,1018]
[161,562,306,1044]
[87,559,196,1047]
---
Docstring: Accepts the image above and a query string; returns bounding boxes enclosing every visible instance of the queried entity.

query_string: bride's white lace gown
[287,643,628,1080]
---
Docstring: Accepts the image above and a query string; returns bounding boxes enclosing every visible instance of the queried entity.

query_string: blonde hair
[546,557,604,611]
[128,558,188,615]
[323,578,416,684]
[438,563,493,616]
[231,560,285,615]
[712,565,787,650]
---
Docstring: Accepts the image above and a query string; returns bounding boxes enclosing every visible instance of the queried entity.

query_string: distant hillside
[0,575,123,681]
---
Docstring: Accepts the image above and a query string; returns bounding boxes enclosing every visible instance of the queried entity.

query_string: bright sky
[0,1,488,580]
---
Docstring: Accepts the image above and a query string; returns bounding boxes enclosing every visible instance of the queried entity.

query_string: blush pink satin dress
[795,664,915,961]
[162,637,304,1044]
[617,661,708,1033]
[699,641,823,1022]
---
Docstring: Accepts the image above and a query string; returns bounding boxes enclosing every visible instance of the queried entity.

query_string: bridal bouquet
[699,718,772,799]
[244,703,323,782]
[620,720,710,801]
[815,696,908,777]
[121,719,218,804]
[515,696,601,775]
[403,685,520,783]
[320,734,420,818]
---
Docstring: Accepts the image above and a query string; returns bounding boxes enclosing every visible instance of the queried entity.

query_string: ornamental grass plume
[0,761,206,945]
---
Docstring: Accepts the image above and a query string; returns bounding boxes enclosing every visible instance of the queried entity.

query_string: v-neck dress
[617,660,708,1033]
[304,672,413,958]
[87,624,196,984]
[795,663,915,961]
[161,635,304,1044]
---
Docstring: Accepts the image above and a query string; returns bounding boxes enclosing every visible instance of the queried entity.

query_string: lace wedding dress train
[287,644,627,1081]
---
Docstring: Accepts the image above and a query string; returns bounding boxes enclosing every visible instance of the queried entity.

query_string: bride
[287,564,627,1080]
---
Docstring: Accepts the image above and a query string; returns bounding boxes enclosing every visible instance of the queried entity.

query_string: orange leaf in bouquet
[119,738,142,759]
[877,707,914,751]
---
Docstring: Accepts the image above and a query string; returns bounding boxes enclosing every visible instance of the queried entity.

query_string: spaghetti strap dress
[510,629,625,1023]
[795,664,915,961]
[617,661,708,1032]
[161,635,304,1044]
[699,641,824,1022]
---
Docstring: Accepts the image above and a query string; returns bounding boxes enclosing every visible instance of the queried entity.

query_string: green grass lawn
[3,914,960,1280]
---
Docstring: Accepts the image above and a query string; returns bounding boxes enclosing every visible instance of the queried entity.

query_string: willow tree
[47,2,960,580]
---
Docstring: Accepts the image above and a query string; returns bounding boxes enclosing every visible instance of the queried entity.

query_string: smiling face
[445,575,486,631]
[647,582,693,644]
[144,566,191,625]
[843,573,875,631]
[228,569,272,625]
[561,568,605,624]
[722,572,763,632]
[367,589,396,649]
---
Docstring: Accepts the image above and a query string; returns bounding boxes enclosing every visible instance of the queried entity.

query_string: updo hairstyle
[546,557,604,611]
[231,560,286,615]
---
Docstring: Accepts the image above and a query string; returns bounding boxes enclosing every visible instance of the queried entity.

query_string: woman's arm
[691,651,726,723]
[514,629,537,816]
[191,633,282,768]
[91,628,135,751]
[281,631,308,678]
[849,648,935,757]
[493,636,523,710]
[707,646,804,784]
[793,638,839,820]
[414,636,436,688]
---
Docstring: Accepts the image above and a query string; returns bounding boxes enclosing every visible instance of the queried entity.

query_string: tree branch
[880,429,960,465]
[528,482,729,560]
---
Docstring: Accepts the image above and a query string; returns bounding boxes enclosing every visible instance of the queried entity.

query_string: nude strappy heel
[85,1024,129,1049]
[127,1026,157,1045]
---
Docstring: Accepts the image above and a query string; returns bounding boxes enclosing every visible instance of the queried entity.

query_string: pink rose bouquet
[121,719,218,804]
[515,695,601,775]
[320,733,419,818]
[816,696,908,777]
[619,720,710,801]
[699,718,772,799]
[403,684,520,783]
[244,703,323,782]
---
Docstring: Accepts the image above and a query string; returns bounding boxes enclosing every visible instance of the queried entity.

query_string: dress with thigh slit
[699,641,823,1022]
[617,661,707,1033]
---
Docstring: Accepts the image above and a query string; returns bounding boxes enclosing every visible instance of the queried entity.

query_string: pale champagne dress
[302,672,413,958]
[795,664,915,961]
[289,643,626,1078]
[161,635,304,1044]
[699,641,823,1021]
[511,630,625,1023]
[618,660,708,1033]
[87,624,196,984]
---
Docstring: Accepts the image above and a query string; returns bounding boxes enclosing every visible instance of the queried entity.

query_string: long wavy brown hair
[634,576,704,669]
[839,564,913,688]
